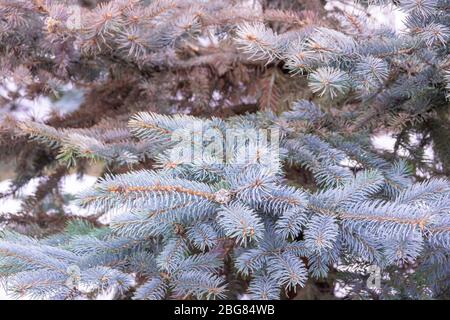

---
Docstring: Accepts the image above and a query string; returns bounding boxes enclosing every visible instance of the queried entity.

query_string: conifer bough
[1,109,449,300]
[0,0,449,300]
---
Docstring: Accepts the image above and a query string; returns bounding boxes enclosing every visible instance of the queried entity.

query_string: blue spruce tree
[0,0,448,300]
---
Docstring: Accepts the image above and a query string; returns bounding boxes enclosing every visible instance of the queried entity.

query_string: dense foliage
[0,0,448,300]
